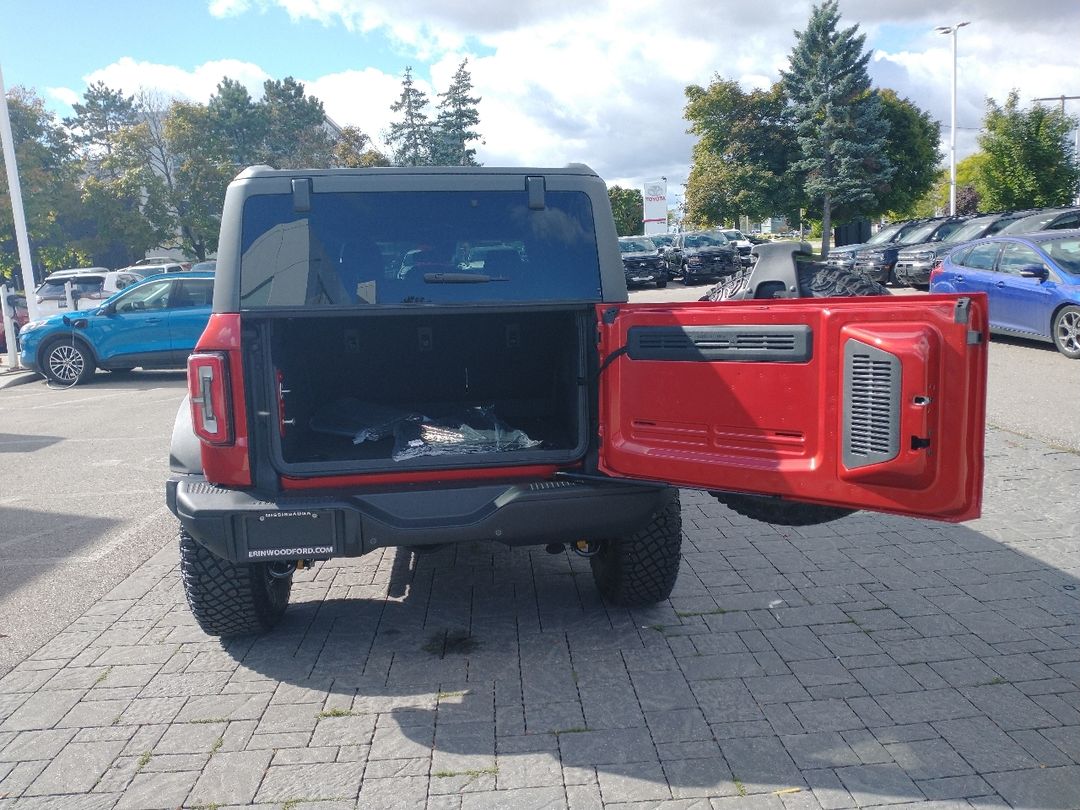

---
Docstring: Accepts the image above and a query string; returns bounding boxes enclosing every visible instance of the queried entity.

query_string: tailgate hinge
[953,296,971,324]
[601,306,619,325]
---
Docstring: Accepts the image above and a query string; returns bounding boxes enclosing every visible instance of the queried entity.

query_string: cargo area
[262,308,591,472]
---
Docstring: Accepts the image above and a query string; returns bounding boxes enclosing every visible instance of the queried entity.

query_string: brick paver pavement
[1,425,1078,808]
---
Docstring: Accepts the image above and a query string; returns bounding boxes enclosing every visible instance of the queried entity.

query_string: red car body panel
[595,295,988,522]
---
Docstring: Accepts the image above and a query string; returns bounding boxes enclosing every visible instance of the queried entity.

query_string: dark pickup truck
[168,165,989,636]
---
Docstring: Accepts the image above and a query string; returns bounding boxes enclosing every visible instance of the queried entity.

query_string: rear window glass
[960,242,1001,271]
[239,190,602,307]
[41,277,105,294]
[1044,238,1080,274]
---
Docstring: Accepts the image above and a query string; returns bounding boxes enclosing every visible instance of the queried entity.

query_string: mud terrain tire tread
[590,490,682,606]
[797,262,889,298]
[702,261,889,302]
[179,528,291,637]
[711,492,854,526]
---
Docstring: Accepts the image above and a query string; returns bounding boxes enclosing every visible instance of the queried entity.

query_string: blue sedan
[18,272,214,384]
[931,230,1080,359]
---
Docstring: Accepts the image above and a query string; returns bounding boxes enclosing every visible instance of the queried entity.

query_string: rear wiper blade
[422,273,508,283]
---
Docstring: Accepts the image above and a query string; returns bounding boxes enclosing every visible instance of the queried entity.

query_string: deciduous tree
[978,90,1079,210]
[683,79,802,228]
[608,185,643,236]
[0,87,83,283]
[331,126,390,167]
[874,89,942,218]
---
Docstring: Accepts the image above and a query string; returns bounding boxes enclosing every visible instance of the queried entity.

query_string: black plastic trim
[625,324,812,363]
[167,474,670,562]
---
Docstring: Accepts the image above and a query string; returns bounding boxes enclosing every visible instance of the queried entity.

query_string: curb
[0,369,39,390]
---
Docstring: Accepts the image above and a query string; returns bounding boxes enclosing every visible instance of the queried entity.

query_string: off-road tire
[179,528,291,637]
[711,492,853,526]
[656,275,668,288]
[799,262,889,297]
[702,261,888,302]
[41,338,96,385]
[590,490,682,606]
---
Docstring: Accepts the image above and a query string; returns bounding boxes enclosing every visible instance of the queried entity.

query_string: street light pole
[936,22,969,216]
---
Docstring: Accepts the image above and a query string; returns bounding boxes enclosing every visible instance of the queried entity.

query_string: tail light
[929,260,944,284]
[189,352,233,445]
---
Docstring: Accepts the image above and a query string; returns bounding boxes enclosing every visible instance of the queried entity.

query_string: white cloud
[208,0,256,16]
[46,86,81,106]
[83,57,271,103]
[303,67,409,150]
[76,1,1080,196]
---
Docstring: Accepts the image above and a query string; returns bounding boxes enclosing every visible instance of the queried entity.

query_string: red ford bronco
[167,165,988,637]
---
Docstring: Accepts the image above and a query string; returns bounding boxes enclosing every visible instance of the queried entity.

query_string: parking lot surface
[0,294,1078,808]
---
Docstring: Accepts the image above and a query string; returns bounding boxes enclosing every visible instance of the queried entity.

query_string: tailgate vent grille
[843,339,900,468]
[730,333,797,352]
[627,325,811,362]
[637,332,692,351]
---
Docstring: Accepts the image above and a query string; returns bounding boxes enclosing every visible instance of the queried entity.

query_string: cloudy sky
[4,0,1079,203]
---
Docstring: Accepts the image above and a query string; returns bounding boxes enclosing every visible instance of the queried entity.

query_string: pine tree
[781,1,893,256]
[433,60,482,166]
[386,67,433,167]
[207,78,266,169]
[64,82,139,178]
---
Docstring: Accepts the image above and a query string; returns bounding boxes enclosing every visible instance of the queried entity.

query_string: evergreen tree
[386,67,433,167]
[781,1,893,256]
[259,77,333,168]
[64,82,139,177]
[433,60,482,166]
[978,90,1079,210]
[208,78,266,169]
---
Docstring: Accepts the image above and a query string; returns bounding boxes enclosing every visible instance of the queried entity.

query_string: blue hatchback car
[930,230,1080,358]
[19,271,215,384]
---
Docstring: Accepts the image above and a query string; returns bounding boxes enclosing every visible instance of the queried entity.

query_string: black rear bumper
[167,474,671,563]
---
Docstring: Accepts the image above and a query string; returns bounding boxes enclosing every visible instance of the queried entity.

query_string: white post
[0,63,41,322]
[65,280,76,312]
[949,28,958,216]
[1,283,19,369]
[937,22,968,217]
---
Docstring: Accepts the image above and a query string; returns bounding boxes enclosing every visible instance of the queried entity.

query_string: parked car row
[29,259,215,318]
[18,270,216,384]
[833,206,1080,290]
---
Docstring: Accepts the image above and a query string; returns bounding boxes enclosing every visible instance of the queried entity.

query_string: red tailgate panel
[597,295,987,522]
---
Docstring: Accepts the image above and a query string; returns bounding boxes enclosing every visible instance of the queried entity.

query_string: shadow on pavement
[218,487,1080,807]
[0,432,64,454]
